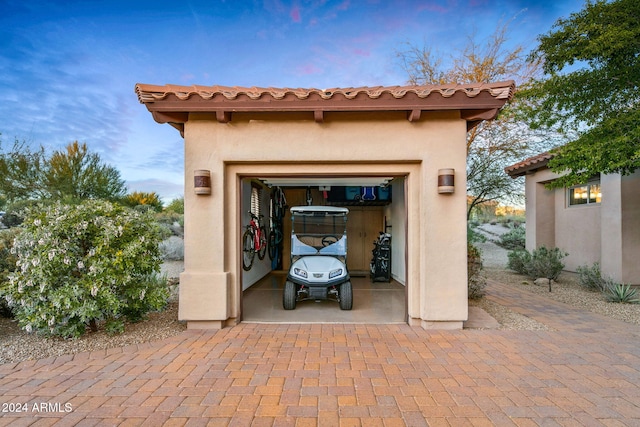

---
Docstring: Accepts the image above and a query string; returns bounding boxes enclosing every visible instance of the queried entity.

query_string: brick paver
[1,280,639,426]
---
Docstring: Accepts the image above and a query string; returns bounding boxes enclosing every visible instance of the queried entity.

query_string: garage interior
[241,176,407,324]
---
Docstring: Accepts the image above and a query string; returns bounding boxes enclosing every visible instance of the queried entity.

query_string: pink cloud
[297,63,322,75]
[180,73,196,82]
[352,48,370,57]
[416,2,449,13]
[290,5,301,22]
[336,0,350,11]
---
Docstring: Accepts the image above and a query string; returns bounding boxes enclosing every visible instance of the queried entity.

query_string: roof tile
[505,152,555,177]
[135,82,516,104]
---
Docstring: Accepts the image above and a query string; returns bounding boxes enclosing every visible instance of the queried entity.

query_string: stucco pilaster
[598,172,640,284]
[620,171,640,285]
[600,174,622,282]
[416,117,468,326]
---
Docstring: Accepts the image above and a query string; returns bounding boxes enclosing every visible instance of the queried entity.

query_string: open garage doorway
[239,175,408,324]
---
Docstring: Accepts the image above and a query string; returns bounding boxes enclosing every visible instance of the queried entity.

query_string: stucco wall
[602,171,640,284]
[524,171,556,251]
[385,179,407,285]
[620,171,640,284]
[525,168,639,284]
[180,111,469,329]
[554,192,601,272]
[240,179,271,291]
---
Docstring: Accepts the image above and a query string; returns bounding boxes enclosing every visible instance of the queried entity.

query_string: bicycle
[268,227,284,261]
[268,187,287,266]
[242,212,267,271]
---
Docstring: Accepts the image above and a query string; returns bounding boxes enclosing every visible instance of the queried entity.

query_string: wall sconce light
[194,170,211,195]
[437,168,455,194]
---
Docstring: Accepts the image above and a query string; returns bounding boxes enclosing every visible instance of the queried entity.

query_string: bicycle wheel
[274,228,283,244]
[242,228,255,271]
[268,230,276,260]
[257,226,268,260]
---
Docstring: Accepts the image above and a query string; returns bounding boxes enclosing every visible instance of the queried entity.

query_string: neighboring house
[505,152,640,285]
[136,81,514,330]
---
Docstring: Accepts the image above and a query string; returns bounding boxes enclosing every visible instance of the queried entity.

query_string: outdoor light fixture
[194,169,211,195]
[437,168,455,194]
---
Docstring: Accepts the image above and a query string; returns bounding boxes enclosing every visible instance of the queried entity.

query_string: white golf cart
[283,206,352,310]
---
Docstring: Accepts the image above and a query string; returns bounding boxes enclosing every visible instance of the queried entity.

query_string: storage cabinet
[346,207,384,273]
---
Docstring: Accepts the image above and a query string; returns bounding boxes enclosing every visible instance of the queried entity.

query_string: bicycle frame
[243,212,268,271]
[249,214,265,251]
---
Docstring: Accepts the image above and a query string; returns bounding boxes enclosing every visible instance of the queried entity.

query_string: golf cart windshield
[290,206,348,256]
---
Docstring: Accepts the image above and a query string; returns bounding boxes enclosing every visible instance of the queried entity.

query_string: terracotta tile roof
[505,152,555,177]
[135,82,515,103]
[135,81,515,134]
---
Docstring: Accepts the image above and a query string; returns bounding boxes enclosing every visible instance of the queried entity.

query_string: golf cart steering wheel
[322,235,339,246]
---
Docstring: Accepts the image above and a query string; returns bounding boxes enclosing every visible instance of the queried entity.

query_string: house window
[568,180,601,206]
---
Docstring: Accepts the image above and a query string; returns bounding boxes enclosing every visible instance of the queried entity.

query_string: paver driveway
[1,279,639,426]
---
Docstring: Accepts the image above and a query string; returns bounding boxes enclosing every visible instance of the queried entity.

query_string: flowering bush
[1,200,169,338]
[0,228,20,317]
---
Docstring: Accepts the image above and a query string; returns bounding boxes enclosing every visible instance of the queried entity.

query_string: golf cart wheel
[339,281,353,310]
[283,280,297,310]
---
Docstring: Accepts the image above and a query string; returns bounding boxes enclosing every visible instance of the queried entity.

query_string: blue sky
[0,0,585,202]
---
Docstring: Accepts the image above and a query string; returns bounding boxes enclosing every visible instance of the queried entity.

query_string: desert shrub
[0,200,169,338]
[160,235,184,261]
[467,242,486,299]
[603,279,639,304]
[577,262,605,292]
[507,250,531,275]
[467,223,487,244]
[507,246,567,291]
[155,210,184,237]
[498,225,525,250]
[528,247,567,281]
[165,197,184,215]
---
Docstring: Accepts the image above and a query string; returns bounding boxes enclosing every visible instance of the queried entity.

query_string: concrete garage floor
[242,273,406,323]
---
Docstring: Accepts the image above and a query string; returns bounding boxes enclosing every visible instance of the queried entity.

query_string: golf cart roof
[290,206,349,215]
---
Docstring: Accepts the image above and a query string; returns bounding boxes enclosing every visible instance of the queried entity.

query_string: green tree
[0,138,48,205]
[0,139,126,204]
[123,191,164,212]
[45,141,127,201]
[397,22,553,217]
[519,0,640,187]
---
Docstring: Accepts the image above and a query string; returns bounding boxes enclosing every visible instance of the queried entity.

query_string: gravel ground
[0,261,186,365]
[471,223,640,330]
[1,234,638,364]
